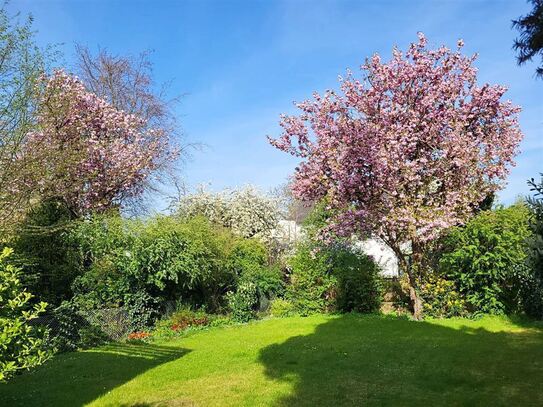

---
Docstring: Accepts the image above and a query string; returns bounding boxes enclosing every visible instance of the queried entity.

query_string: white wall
[354,238,400,278]
[273,221,400,278]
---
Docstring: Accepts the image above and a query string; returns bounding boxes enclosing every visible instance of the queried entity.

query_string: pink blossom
[269,34,522,249]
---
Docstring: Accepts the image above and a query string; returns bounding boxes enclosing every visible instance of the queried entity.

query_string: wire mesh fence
[30,307,133,342]
[29,300,181,346]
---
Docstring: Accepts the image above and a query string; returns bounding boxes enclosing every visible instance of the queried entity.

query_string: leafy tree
[513,0,543,78]
[0,8,54,229]
[0,248,50,382]
[270,34,522,319]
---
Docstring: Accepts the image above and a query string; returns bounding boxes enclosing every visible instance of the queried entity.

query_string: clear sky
[10,0,543,208]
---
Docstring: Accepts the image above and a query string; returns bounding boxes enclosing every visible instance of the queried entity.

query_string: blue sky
[10,0,543,208]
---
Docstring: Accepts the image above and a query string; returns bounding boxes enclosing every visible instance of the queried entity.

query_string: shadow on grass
[259,314,543,406]
[0,342,189,407]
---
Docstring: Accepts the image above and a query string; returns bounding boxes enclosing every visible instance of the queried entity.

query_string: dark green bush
[286,243,381,315]
[10,199,79,306]
[524,175,543,319]
[124,291,161,331]
[245,265,284,303]
[227,239,268,274]
[335,251,382,313]
[286,243,338,315]
[439,204,532,315]
[71,214,240,327]
[226,238,284,313]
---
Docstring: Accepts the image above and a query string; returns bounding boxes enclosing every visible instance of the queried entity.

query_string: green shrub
[286,243,338,315]
[227,281,258,322]
[439,204,532,315]
[335,251,382,313]
[420,275,468,318]
[286,243,382,315]
[0,248,50,381]
[524,175,543,319]
[242,265,284,304]
[124,291,160,331]
[269,298,296,317]
[71,214,241,327]
[226,238,284,312]
[227,239,268,274]
[10,199,79,306]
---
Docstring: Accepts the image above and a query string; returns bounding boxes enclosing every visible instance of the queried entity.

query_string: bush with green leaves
[0,248,50,382]
[284,202,382,315]
[71,214,240,327]
[269,298,296,317]
[226,281,259,322]
[9,199,79,306]
[335,252,382,313]
[439,204,532,315]
[226,238,284,310]
[286,242,382,315]
[227,238,268,274]
[286,243,338,315]
[70,213,281,329]
[524,174,543,319]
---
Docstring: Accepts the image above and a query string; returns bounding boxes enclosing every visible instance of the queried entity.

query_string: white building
[354,238,400,278]
[274,220,400,278]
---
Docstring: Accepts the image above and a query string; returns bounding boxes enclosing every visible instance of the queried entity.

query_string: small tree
[270,34,522,319]
[0,248,49,381]
[0,8,55,229]
[440,204,532,314]
[21,70,178,216]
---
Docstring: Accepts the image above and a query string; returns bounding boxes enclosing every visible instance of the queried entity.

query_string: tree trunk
[394,240,424,320]
[409,241,424,320]
[408,274,423,320]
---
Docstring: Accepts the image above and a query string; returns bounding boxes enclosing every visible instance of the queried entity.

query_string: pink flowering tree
[269,34,523,319]
[22,70,177,216]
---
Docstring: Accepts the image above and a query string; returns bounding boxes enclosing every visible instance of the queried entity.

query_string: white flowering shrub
[178,186,280,244]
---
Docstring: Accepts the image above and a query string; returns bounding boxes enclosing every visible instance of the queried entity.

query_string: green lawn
[2,314,543,406]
